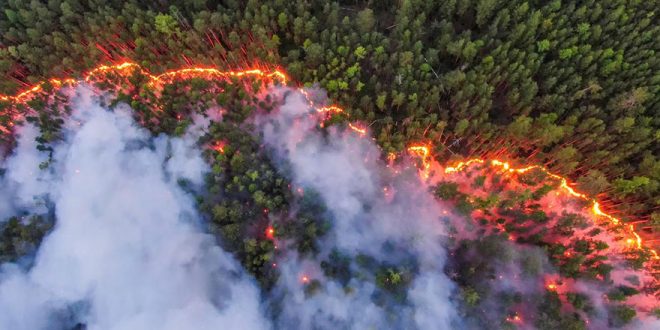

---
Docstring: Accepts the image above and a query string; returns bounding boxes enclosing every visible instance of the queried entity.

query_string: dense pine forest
[0,0,660,235]
[0,1,658,329]
[0,0,657,241]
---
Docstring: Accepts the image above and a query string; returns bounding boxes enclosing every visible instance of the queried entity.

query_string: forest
[0,0,657,243]
[0,0,658,329]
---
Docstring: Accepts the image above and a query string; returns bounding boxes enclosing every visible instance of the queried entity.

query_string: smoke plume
[0,87,269,330]
[254,88,460,329]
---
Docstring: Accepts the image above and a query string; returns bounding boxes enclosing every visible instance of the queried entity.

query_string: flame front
[407,145,431,179]
[414,154,657,260]
[0,61,656,264]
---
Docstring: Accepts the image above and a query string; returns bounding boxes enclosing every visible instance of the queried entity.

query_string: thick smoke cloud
[0,124,51,219]
[0,87,269,330]
[255,89,460,329]
[2,79,653,329]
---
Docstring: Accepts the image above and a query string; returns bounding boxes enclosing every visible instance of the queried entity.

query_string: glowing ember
[347,122,367,135]
[210,141,226,153]
[407,144,431,179]
[266,226,275,239]
[317,105,344,114]
[547,283,557,291]
[301,275,310,284]
[505,313,523,323]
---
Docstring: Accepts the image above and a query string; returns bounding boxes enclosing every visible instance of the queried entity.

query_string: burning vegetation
[0,60,657,329]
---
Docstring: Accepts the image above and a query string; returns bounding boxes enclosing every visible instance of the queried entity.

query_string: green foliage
[0,215,53,263]
[536,39,550,52]
[607,285,639,302]
[473,194,499,210]
[577,170,610,197]
[461,286,480,306]
[320,250,352,286]
[473,175,486,188]
[531,184,553,200]
[375,266,410,296]
[536,291,586,330]
[653,308,660,319]
[355,9,375,34]
[608,305,636,327]
[455,196,475,215]
[566,292,592,312]
[559,46,578,59]
[520,250,544,277]
[434,182,459,200]
[613,176,650,195]
[304,279,322,297]
[353,46,366,60]
[529,210,549,224]
[0,0,655,226]
[0,1,657,323]
[154,14,179,36]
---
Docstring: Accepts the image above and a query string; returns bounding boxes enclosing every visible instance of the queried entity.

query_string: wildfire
[444,159,485,173]
[82,61,288,87]
[433,156,658,261]
[317,105,344,114]
[1,61,656,262]
[1,61,286,106]
[547,283,557,291]
[407,144,432,179]
[0,77,77,104]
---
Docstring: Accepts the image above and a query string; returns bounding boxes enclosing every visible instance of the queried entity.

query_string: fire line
[407,144,658,261]
[0,61,655,262]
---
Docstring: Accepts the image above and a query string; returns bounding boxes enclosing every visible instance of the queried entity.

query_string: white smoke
[0,124,52,218]
[255,89,460,329]
[0,87,270,330]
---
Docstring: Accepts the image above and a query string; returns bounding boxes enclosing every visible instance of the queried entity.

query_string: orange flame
[1,61,287,106]
[407,144,432,179]
[444,159,485,173]
[317,105,344,114]
[386,152,397,162]
[347,122,367,135]
[438,157,658,260]
[266,226,275,240]
[210,141,226,153]
[505,313,523,323]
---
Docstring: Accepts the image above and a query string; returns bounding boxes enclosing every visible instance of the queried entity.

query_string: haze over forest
[0,1,658,329]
